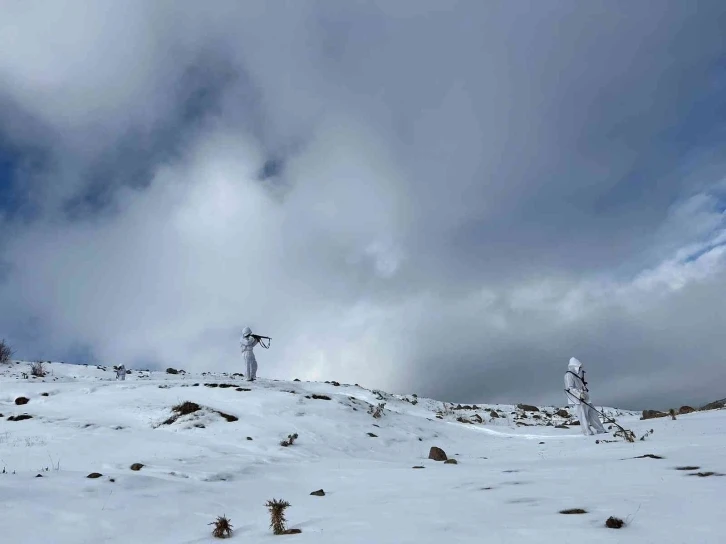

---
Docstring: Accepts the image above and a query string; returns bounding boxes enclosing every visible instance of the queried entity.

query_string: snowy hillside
[1,361,724,543]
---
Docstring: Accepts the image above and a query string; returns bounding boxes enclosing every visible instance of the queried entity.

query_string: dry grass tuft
[0,339,13,365]
[265,498,291,535]
[209,515,233,538]
[30,361,46,377]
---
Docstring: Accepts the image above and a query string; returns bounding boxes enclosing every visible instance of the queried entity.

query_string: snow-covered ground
[1,361,724,543]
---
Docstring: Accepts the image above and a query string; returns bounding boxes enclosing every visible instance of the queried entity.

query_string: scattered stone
[428,447,447,461]
[605,516,625,529]
[87,473,103,479]
[311,394,331,400]
[412,466,425,469]
[218,384,234,389]
[641,409,667,420]
[310,489,325,496]
[633,454,664,459]
[539,442,545,445]
[471,414,483,423]
[555,425,569,429]
[679,406,695,414]
[489,410,500,418]
[444,459,458,465]
[35,474,43,478]
[560,508,587,514]
[236,387,251,392]
[569,420,580,426]
[517,404,539,412]
[284,529,302,535]
[247,437,253,441]
[675,466,700,471]
[130,463,144,471]
[555,409,569,418]
[331,381,340,386]
[367,433,378,438]
[688,471,724,477]
[165,368,179,375]
[294,378,300,382]
[456,416,472,424]
[14,397,29,405]
[41,393,49,397]
[204,383,219,388]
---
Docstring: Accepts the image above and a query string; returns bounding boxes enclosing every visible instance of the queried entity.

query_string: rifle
[250,334,271,349]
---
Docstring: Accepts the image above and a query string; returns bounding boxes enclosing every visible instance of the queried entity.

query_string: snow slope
[1,361,724,543]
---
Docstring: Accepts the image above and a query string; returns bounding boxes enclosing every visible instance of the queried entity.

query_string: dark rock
[456,416,472,424]
[412,465,425,469]
[311,394,331,400]
[471,414,483,423]
[41,393,49,397]
[35,474,43,478]
[331,381,340,386]
[569,420,581,426]
[8,414,33,421]
[284,529,302,535]
[14,397,29,405]
[444,459,458,465]
[555,409,569,418]
[310,489,325,496]
[236,387,251,392]
[428,447,447,461]
[605,516,625,529]
[641,409,667,420]
[216,411,238,422]
[555,424,569,429]
[247,437,253,440]
[218,383,234,388]
[560,508,587,514]
[165,368,178,375]
[678,406,695,414]
[87,473,103,479]
[367,432,378,437]
[489,410,500,418]
[294,378,300,382]
[517,404,539,412]
[130,463,144,471]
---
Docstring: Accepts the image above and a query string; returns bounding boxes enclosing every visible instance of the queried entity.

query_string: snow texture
[1,361,724,543]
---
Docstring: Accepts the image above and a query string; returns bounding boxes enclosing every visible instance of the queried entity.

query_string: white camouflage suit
[240,326,259,381]
[564,357,606,435]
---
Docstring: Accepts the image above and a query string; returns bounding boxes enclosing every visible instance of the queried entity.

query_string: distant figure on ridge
[116,364,126,381]
[241,327,259,381]
[564,357,606,435]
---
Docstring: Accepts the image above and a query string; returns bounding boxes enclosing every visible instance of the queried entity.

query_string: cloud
[1,1,726,409]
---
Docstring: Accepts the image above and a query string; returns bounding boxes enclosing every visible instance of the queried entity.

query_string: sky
[1,0,726,410]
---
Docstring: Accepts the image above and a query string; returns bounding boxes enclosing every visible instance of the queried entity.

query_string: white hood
[568,357,582,372]
[242,326,252,337]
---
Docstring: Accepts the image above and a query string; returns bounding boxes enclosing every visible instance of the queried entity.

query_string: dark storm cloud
[0,0,725,409]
